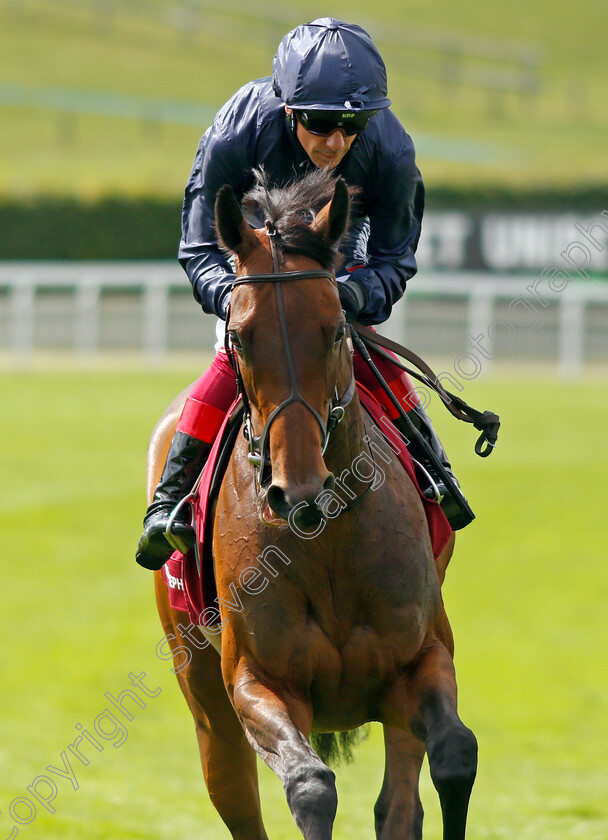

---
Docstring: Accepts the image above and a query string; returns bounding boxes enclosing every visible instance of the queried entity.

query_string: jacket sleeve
[178,124,250,319]
[341,137,424,326]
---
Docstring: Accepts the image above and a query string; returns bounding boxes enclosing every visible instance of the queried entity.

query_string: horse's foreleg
[229,661,337,840]
[374,726,425,840]
[156,579,267,840]
[382,640,477,840]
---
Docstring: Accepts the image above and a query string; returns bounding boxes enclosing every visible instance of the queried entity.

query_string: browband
[232,269,335,286]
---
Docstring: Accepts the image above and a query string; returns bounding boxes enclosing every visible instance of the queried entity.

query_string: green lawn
[1,0,607,196]
[0,367,607,839]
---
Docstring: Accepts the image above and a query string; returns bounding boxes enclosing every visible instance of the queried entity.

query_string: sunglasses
[295,110,378,137]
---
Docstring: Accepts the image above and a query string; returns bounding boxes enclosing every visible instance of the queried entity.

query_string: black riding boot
[397,406,475,531]
[136,431,211,570]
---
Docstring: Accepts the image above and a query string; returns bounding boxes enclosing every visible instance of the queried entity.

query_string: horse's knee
[427,723,478,798]
[284,764,337,835]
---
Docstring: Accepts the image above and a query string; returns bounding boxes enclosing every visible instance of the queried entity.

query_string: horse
[150,169,478,840]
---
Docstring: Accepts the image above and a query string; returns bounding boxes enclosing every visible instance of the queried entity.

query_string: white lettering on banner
[479,214,608,272]
[416,213,472,269]
[417,212,608,271]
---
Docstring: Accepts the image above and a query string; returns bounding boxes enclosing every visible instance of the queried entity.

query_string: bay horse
[151,170,477,840]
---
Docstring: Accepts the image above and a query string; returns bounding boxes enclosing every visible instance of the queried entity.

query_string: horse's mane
[242,168,352,270]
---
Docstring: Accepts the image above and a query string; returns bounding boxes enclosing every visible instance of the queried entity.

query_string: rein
[351,322,500,457]
[225,221,356,482]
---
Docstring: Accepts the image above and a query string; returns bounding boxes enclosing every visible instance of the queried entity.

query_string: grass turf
[0,367,607,839]
[1,0,607,196]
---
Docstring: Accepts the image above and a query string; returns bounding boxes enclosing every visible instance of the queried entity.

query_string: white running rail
[1,262,607,376]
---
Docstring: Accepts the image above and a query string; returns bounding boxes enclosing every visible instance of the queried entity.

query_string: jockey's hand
[337,278,366,322]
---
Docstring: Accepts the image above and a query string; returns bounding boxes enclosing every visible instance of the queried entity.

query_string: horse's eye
[229,331,243,353]
[334,323,347,346]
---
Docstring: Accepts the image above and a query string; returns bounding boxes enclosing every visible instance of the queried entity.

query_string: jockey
[136,18,472,570]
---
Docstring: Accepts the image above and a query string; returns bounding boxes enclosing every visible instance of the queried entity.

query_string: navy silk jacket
[179,78,424,326]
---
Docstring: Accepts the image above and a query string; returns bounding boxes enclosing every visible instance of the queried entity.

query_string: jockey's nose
[325,129,346,150]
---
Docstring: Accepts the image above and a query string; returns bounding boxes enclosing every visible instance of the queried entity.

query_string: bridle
[225,220,356,483]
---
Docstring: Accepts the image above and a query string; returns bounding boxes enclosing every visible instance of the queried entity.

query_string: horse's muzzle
[266,473,335,529]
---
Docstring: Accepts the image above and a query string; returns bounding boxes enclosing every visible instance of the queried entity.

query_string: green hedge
[1,187,606,260]
[428,185,608,212]
[0,197,182,260]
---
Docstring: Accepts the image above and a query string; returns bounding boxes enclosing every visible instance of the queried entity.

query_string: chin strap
[351,322,500,458]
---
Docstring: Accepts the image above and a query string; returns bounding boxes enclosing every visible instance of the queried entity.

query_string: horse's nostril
[267,475,333,524]
[267,484,289,517]
[323,473,335,492]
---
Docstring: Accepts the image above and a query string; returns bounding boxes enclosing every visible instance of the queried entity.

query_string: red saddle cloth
[162,387,452,625]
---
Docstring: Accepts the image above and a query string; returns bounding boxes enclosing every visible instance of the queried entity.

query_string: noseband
[225,221,356,482]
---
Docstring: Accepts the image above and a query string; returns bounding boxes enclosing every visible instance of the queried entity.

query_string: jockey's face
[286,107,357,169]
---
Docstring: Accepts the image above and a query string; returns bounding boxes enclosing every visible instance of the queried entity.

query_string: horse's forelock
[244,168,338,222]
[242,169,345,269]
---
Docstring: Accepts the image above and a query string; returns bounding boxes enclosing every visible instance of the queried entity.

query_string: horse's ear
[312,177,351,246]
[215,184,258,258]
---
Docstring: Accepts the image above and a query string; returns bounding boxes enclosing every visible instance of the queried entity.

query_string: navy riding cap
[272,18,392,112]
